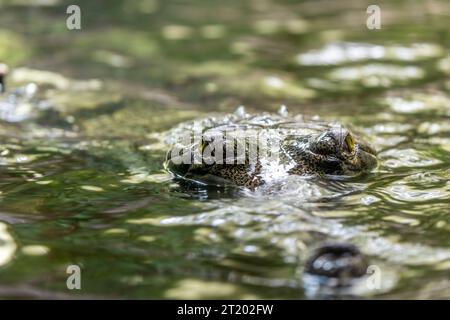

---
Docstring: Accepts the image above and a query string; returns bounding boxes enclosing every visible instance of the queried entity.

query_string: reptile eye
[345,133,355,153]
[199,139,207,153]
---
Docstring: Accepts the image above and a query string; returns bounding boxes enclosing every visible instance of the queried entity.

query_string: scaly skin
[165,109,377,188]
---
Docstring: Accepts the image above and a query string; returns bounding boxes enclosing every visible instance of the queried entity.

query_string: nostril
[304,243,368,286]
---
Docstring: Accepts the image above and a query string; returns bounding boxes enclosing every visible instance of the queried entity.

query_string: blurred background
[0,0,449,299]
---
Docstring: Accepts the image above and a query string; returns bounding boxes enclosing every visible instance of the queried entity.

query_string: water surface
[0,0,449,299]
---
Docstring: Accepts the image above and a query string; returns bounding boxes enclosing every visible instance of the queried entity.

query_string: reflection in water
[0,223,16,267]
[297,42,443,66]
[0,83,37,122]
[328,64,424,87]
[385,92,450,114]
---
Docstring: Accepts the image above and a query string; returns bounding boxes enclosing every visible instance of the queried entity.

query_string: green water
[0,0,449,299]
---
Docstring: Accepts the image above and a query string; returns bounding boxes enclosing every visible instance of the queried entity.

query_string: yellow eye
[345,133,355,152]
[199,140,207,152]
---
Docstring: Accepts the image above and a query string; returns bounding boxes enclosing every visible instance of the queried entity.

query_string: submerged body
[165,108,377,188]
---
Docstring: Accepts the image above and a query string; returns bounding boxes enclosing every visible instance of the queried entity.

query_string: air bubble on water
[278,104,288,117]
[234,105,247,118]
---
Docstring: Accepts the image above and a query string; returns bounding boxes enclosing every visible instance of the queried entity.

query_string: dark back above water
[0,0,449,299]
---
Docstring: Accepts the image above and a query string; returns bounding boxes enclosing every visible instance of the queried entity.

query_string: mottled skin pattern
[165,109,377,188]
[208,163,262,188]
